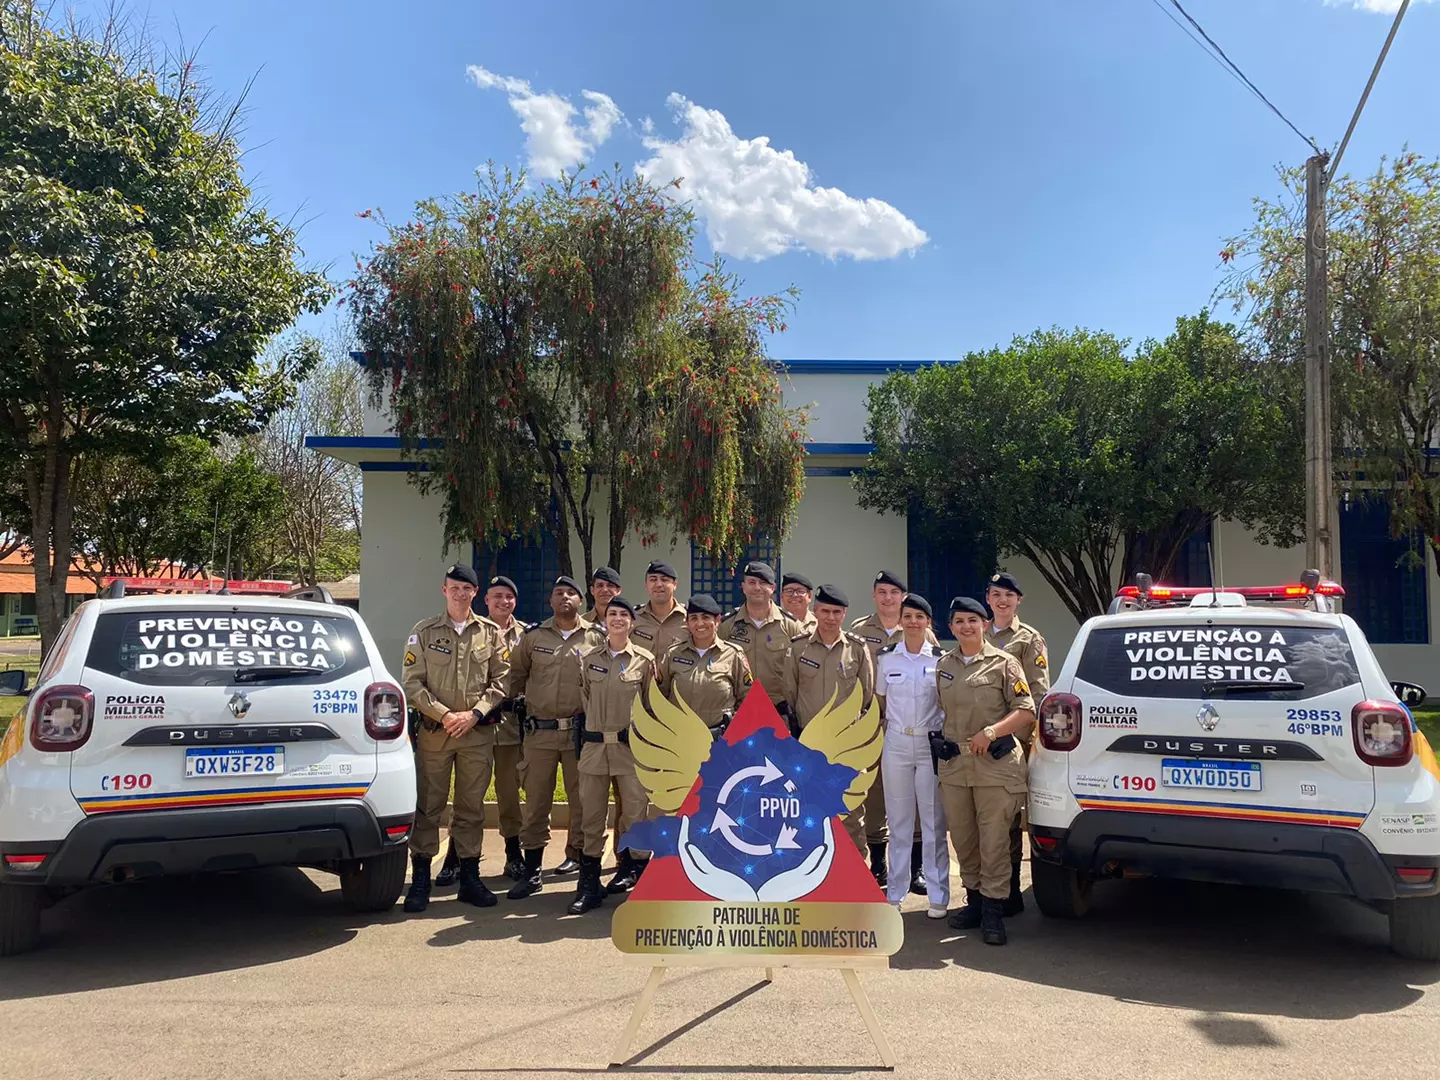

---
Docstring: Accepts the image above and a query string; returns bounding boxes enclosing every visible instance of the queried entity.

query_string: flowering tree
[348,167,808,578]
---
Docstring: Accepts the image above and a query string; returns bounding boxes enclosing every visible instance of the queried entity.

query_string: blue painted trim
[359,461,428,472]
[304,435,440,450]
[778,359,960,374]
[806,466,861,477]
[806,442,874,456]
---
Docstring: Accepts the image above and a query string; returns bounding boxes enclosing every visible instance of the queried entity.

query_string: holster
[709,710,734,741]
[407,707,422,746]
[471,701,505,727]
[777,701,801,739]
[928,730,961,770]
[988,733,1019,759]
[512,697,527,740]
[573,711,586,756]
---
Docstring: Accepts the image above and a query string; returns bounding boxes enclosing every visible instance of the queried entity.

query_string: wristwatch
[983,725,998,741]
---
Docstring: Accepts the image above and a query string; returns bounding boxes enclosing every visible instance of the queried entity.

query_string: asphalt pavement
[1,837,1436,1080]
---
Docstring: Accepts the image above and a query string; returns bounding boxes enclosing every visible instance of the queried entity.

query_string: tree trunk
[23,415,75,660]
[607,469,625,574]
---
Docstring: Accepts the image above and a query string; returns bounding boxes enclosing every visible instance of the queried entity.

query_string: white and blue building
[308,360,1437,690]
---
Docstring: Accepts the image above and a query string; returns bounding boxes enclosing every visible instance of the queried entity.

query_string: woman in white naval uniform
[873,593,950,917]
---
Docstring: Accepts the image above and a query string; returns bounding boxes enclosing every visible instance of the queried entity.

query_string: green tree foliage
[349,166,807,577]
[0,7,330,653]
[1221,152,1440,571]
[856,319,1302,623]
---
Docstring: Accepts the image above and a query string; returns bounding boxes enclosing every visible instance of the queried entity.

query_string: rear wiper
[1202,679,1306,695]
[234,666,317,683]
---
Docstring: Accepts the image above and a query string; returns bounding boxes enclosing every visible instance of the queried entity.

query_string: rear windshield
[86,610,365,686]
[1076,623,1360,701]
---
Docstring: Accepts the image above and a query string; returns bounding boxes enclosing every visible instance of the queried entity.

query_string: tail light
[1352,700,1413,767]
[1039,692,1082,752]
[365,682,405,740]
[30,685,94,752]
[1396,867,1437,885]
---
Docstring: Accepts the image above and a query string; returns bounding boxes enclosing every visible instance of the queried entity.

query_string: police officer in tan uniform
[485,576,530,883]
[633,561,688,659]
[985,570,1050,917]
[780,572,817,633]
[571,596,656,915]
[505,576,598,898]
[851,571,937,891]
[660,593,753,737]
[717,562,803,706]
[785,584,875,854]
[935,596,1036,945]
[401,564,511,913]
[583,566,622,626]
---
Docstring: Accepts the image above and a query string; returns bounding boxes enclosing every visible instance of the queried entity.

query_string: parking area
[0,835,1435,1080]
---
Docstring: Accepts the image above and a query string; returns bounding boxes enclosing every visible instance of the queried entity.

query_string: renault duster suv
[0,586,415,955]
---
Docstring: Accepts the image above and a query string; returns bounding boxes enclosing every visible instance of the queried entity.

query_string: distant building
[0,553,95,636]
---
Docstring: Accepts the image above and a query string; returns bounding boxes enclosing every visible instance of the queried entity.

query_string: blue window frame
[690,537,779,614]
[1340,498,1428,645]
[473,527,563,627]
[1129,521,1213,588]
[906,511,996,640]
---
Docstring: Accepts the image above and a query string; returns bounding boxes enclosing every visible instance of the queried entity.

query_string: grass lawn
[1412,707,1440,749]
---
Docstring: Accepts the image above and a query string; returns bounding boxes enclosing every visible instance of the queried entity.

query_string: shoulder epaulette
[849,615,869,628]
[523,622,546,635]
[877,642,899,656]
[843,630,867,645]
[791,632,811,643]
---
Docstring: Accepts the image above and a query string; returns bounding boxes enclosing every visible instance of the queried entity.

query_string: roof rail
[286,584,335,605]
[104,579,126,599]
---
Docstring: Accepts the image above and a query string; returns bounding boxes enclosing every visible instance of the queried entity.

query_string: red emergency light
[102,577,294,595]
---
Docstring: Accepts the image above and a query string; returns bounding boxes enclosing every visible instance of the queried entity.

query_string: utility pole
[1304,151,1333,579]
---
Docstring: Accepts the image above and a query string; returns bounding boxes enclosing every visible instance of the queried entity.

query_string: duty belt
[421,718,444,733]
[582,729,629,745]
[526,717,577,732]
[891,725,941,737]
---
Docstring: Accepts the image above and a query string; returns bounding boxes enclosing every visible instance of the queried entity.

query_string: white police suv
[0,585,414,955]
[1029,571,1440,960]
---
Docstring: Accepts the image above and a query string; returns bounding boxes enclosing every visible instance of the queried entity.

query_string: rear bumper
[0,803,414,886]
[1032,810,1440,901]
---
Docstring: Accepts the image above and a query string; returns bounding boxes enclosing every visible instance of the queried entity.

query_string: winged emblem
[623,682,883,902]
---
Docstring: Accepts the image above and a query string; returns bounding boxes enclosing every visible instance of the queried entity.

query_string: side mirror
[1391,680,1427,708]
[0,669,29,697]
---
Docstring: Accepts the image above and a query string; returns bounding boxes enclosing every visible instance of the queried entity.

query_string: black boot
[1002,861,1025,917]
[981,896,1008,946]
[606,850,642,894]
[869,842,888,889]
[503,835,527,882]
[434,840,459,888]
[553,853,581,875]
[909,840,926,896]
[506,848,545,900]
[566,855,606,915]
[456,857,498,907]
[403,853,432,913]
[946,888,983,930]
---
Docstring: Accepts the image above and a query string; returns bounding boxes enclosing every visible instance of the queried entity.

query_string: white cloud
[636,94,927,261]
[1325,0,1432,12]
[466,65,621,179]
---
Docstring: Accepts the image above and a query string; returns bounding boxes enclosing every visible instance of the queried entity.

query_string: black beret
[591,566,622,587]
[742,561,776,585]
[901,593,933,619]
[553,575,584,596]
[645,560,678,580]
[873,569,906,591]
[949,596,990,620]
[987,571,1023,596]
[445,564,479,587]
[487,575,518,597]
[687,593,723,617]
[781,572,814,591]
[606,596,636,618]
[815,583,850,608]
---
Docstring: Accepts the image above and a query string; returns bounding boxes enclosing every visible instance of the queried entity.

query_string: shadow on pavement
[891,876,1437,1019]
[425,872,624,948]
[0,867,375,1001]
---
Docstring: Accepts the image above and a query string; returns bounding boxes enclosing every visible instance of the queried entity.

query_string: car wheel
[1030,859,1094,919]
[339,848,409,913]
[1389,894,1440,961]
[0,884,45,957]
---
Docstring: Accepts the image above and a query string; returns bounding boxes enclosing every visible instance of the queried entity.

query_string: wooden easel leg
[764,967,775,983]
[608,966,667,1067]
[840,967,897,1070]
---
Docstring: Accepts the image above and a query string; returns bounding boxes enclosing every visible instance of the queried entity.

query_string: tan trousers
[942,783,1023,900]
[518,741,582,857]
[579,771,648,859]
[413,738,494,859]
[492,741,523,839]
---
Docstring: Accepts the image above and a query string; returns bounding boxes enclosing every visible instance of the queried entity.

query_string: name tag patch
[429,644,452,655]
[938,670,954,681]
[534,646,555,654]
[799,657,821,669]
[634,629,654,640]
[588,664,609,674]
[673,656,696,666]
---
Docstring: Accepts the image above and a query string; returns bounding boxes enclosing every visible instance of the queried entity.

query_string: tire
[339,848,408,913]
[0,884,45,957]
[1031,859,1094,920]
[1389,894,1440,961]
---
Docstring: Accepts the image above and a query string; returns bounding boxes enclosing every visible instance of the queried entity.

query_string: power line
[1152,0,1321,155]
[1146,0,1254,100]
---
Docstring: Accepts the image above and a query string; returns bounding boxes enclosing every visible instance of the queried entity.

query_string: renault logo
[227,692,252,719]
[1196,703,1220,732]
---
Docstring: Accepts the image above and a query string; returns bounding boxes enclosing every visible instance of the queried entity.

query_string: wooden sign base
[607,953,897,1070]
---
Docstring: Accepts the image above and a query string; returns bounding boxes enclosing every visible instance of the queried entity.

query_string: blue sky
[80,0,1439,359]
